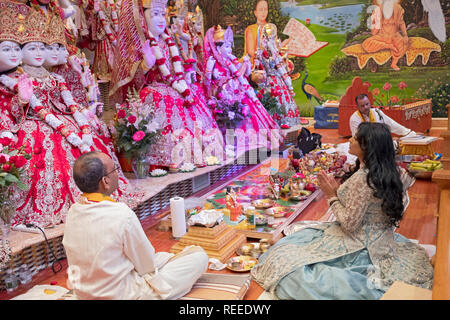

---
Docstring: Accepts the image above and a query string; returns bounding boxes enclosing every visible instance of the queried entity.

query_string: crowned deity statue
[203,25,282,149]
[110,0,223,168]
[76,0,121,81]
[0,1,142,228]
[253,23,301,127]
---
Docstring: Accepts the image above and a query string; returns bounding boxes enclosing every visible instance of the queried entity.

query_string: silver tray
[283,221,332,236]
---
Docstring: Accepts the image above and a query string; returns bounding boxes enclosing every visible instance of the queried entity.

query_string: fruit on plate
[408,159,442,172]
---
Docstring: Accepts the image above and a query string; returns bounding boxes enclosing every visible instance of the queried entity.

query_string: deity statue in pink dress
[110,0,223,167]
[203,25,282,150]
[0,1,141,228]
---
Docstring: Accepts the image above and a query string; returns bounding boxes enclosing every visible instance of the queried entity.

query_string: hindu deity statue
[203,25,282,149]
[77,0,120,81]
[110,0,223,167]
[0,1,142,228]
[254,23,300,127]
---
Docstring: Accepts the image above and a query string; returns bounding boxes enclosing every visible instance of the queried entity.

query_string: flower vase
[0,219,11,240]
[131,154,150,179]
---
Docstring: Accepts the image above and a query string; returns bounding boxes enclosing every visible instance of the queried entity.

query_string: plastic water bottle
[4,269,18,293]
[18,264,32,285]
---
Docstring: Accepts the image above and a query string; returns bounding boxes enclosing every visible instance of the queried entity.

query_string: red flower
[0,137,11,146]
[132,130,145,142]
[398,81,407,90]
[14,156,27,168]
[257,93,263,99]
[35,159,45,168]
[2,164,11,172]
[127,115,137,124]
[262,50,269,59]
[25,146,32,154]
[117,109,126,119]
[372,88,380,96]
[363,81,372,88]
[0,155,6,164]
[9,155,17,164]
[181,89,191,98]
[33,145,42,155]
[382,82,392,91]
[390,96,399,104]
[281,124,290,129]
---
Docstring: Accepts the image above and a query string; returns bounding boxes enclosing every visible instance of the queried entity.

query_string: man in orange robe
[362,0,409,71]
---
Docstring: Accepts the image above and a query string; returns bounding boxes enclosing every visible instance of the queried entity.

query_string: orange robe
[362,4,408,60]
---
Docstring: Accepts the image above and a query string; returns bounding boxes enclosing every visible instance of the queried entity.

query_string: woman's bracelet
[327,196,339,206]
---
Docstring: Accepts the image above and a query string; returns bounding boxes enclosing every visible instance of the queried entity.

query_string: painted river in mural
[280,2,364,33]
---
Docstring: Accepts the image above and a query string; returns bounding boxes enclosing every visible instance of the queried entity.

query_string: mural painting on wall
[192,0,449,118]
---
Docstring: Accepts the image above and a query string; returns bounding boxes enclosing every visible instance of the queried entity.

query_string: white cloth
[62,200,208,300]
[349,109,416,137]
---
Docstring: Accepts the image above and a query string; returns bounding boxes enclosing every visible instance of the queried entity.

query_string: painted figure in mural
[0,1,141,228]
[110,0,222,167]
[203,25,281,148]
[254,24,300,127]
[243,0,277,68]
[362,0,409,71]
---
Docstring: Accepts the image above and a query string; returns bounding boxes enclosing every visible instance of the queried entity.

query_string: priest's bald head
[73,152,119,196]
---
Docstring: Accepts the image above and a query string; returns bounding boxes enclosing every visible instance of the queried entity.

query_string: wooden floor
[0,127,442,300]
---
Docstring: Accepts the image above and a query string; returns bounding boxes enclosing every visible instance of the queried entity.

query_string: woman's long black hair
[343,122,405,227]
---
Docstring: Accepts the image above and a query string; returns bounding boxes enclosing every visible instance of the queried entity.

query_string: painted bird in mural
[302,71,323,104]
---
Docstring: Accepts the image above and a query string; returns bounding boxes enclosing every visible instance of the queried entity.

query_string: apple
[305,183,316,192]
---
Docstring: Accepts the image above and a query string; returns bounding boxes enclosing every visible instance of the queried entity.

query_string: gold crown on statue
[213,25,225,42]
[0,1,31,44]
[46,11,67,46]
[21,6,50,44]
[142,0,168,9]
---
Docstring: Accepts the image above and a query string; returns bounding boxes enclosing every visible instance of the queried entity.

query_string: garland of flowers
[173,31,196,72]
[148,29,193,107]
[107,0,119,33]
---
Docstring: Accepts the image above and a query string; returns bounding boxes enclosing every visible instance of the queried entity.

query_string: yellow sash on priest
[82,193,116,203]
[356,109,376,123]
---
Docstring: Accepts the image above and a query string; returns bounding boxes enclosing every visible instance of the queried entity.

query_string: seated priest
[350,94,417,138]
[62,151,208,300]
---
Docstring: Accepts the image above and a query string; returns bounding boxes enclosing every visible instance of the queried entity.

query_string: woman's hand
[317,170,339,199]
[143,39,156,69]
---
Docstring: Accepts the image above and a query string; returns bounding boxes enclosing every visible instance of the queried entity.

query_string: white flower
[150,169,167,176]
[146,120,160,133]
[180,162,195,172]
[228,111,235,120]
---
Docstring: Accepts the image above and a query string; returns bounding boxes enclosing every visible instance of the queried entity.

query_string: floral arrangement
[369,81,408,107]
[112,88,162,159]
[205,156,220,166]
[0,134,32,223]
[211,99,249,131]
[150,169,168,177]
[257,90,286,121]
[179,162,196,173]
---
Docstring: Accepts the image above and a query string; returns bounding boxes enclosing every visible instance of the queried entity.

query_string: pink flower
[363,81,372,87]
[390,96,399,104]
[382,82,392,91]
[132,131,145,142]
[372,88,380,96]
[398,81,407,90]
[117,109,126,119]
[0,137,11,146]
[127,115,137,124]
